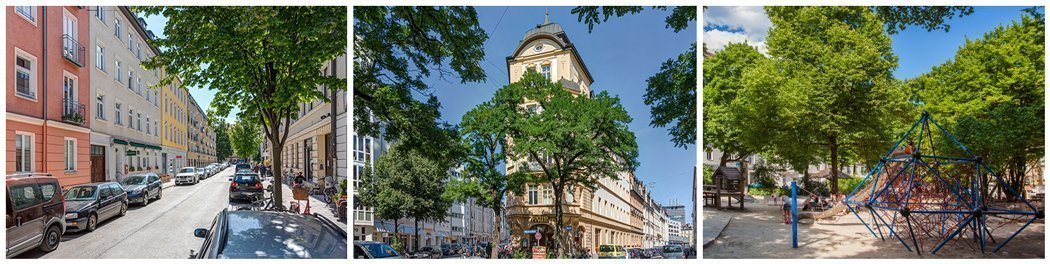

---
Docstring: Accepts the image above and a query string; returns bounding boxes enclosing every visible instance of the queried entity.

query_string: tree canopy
[229,118,260,161]
[702,43,767,167]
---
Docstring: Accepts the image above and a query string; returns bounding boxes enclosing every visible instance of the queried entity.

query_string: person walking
[781,194,792,224]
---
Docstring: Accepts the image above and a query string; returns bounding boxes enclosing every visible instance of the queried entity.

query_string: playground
[702,201,1044,258]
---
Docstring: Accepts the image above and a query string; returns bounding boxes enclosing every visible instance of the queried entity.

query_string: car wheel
[38,224,61,252]
[119,202,128,216]
[87,214,98,232]
[157,189,163,200]
[142,194,150,206]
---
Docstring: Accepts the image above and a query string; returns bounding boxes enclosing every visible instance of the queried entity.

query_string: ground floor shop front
[506,206,643,254]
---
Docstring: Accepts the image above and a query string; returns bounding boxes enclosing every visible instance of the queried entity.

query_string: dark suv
[191,209,346,258]
[6,173,65,258]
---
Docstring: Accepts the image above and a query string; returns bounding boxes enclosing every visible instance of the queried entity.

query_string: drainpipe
[41,7,48,172]
[329,59,337,184]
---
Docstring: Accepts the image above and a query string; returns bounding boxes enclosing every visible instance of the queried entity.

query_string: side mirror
[228,178,232,181]
[193,228,208,238]
[189,249,197,259]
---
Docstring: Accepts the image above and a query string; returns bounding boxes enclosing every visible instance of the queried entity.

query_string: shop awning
[113,139,129,145]
[130,141,162,150]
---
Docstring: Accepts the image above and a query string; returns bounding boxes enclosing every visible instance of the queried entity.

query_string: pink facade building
[7,6,92,186]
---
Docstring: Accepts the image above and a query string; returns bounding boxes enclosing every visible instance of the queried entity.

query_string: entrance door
[324,133,333,177]
[161,153,168,177]
[90,145,106,182]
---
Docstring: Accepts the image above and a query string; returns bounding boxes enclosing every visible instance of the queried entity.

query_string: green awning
[130,142,162,150]
[113,139,129,145]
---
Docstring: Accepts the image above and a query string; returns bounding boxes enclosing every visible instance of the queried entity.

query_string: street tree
[212,122,232,161]
[572,6,697,148]
[702,43,768,171]
[755,7,909,194]
[444,100,527,259]
[229,119,261,162]
[138,6,346,208]
[354,7,489,159]
[358,143,453,253]
[496,70,639,257]
[912,13,1044,199]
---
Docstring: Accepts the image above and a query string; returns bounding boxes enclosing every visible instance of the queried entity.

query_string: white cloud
[703,6,771,54]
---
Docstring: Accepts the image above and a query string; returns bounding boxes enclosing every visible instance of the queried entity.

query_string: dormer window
[533,44,543,52]
[541,64,551,80]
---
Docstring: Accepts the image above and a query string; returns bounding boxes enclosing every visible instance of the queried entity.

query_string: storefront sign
[126,150,139,156]
[524,229,537,234]
[531,246,546,259]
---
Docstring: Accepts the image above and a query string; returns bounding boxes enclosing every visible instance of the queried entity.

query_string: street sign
[566,225,572,231]
[531,246,547,259]
[126,150,139,156]
[535,232,542,240]
[524,229,538,234]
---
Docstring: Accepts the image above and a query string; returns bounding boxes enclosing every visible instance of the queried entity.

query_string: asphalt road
[17,167,244,259]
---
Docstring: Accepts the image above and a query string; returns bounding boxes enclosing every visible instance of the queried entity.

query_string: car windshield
[663,245,682,252]
[65,186,98,201]
[599,245,616,252]
[361,243,400,258]
[121,175,148,185]
[180,168,194,173]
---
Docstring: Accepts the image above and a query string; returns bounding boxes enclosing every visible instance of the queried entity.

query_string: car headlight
[65,213,79,219]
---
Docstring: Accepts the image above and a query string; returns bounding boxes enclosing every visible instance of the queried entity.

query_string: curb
[703,217,732,249]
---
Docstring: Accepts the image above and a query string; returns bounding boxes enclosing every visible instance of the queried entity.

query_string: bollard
[792,181,798,249]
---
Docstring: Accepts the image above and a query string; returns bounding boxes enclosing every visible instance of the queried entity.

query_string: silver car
[660,245,684,259]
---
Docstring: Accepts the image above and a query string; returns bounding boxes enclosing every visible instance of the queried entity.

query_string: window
[541,65,551,80]
[95,45,105,71]
[15,133,33,172]
[114,18,122,37]
[542,186,552,205]
[15,6,35,23]
[95,6,104,20]
[137,113,142,131]
[137,78,142,95]
[128,108,133,128]
[115,103,122,124]
[96,94,105,120]
[10,184,39,210]
[706,151,712,161]
[128,33,133,50]
[64,138,76,171]
[146,117,151,135]
[115,60,122,81]
[128,71,133,90]
[15,52,36,99]
[527,185,539,205]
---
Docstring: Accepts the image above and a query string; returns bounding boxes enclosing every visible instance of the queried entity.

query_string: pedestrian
[781,194,792,224]
[293,172,306,188]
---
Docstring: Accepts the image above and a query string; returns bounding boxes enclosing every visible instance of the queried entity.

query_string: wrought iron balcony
[61,34,86,67]
[61,98,87,126]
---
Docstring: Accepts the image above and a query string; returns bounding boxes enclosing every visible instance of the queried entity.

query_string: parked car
[440,244,451,256]
[598,244,628,259]
[235,163,251,172]
[191,209,346,258]
[413,246,442,259]
[196,167,207,180]
[6,173,65,258]
[626,248,645,259]
[449,243,463,256]
[354,241,402,259]
[228,172,264,201]
[660,244,684,259]
[176,167,199,185]
[120,172,163,206]
[63,182,128,233]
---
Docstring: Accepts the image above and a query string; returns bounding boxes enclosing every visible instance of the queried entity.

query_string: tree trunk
[271,142,285,209]
[830,138,840,195]
[491,205,502,259]
[554,182,564,258]
[414,218,421,253]
[394,221,401,252]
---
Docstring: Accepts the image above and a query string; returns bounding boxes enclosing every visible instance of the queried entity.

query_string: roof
[506,22,595,85]
[713,166,742,181]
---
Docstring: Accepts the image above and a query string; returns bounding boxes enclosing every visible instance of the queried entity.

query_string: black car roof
[216,210,347,258]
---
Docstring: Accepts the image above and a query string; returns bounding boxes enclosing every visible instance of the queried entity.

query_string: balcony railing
[61,34,86,67]
[61,98,87,126]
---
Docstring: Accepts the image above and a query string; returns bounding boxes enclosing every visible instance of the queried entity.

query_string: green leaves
[359,144,453,224]
[354,6,488,145]
[229,118,260,160]
[646,43,697,149]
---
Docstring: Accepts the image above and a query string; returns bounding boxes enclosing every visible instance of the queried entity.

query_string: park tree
[755,7,909,194]
[912,12,1044,199]
[444,100,527,259]
[496,70,638,257]
[572,6,697,148]
[138,6,347,208]
[702,43,768,170]
[212,122,232,161]
[354,7,489,160]
[229,119,261,162]
[358,143,454,253]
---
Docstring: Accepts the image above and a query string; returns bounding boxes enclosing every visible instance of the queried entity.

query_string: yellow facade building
[160,75,188,176]
[504,18,642,253]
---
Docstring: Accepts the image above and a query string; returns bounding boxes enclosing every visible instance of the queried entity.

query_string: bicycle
[318,175,337,204]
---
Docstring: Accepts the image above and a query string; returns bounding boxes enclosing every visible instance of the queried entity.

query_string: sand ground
[703,199,1045,258]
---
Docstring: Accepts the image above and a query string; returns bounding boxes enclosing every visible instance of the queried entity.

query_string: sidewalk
[702,209,732,248]
[276,181,348,232]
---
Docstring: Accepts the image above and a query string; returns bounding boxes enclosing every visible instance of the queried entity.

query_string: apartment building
[276,55,347,185]
[186,95,214,167]
[503,18,641,252]
[7,6,92,186]
[161,75,189,175]
[86,6,164,182]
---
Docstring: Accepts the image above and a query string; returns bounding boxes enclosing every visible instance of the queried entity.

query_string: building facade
[277,55,347,185]
[503,18,642,253]
[186,95,214,167]
[7,6,93,186]
[87,6,164,182]
[161,75,189,175]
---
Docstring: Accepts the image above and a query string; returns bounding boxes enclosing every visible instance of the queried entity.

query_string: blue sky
[703,6,1041,79]
[422,6,698,221]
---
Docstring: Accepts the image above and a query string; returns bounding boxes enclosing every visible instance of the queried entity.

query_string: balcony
[61,98,87,126]
[61,34,86,67]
